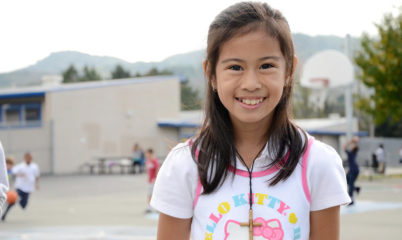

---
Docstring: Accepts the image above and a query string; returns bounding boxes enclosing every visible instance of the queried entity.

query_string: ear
[203,60,217,90]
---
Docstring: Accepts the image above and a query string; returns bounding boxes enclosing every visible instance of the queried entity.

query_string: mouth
[235,97,266,107]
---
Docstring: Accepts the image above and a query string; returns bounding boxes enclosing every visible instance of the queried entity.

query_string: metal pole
[50,119,55,175]
[345,85,354,140]
[344,34,354,140]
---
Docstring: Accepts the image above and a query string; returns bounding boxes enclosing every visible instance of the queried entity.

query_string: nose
[240,70,261,91]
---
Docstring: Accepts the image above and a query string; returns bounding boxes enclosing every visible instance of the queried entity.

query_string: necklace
[236,146,266,240]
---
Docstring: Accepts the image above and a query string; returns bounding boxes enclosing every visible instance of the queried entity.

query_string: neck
[235,125,268,147]
[232,118,271,167]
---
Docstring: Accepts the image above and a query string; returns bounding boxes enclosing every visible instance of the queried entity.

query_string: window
[0,103,42,127]
[5,109,20,123]
[4,104,21,125]
[24,103,41,122]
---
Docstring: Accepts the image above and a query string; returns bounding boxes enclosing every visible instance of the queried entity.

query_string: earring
[212,87,217,92]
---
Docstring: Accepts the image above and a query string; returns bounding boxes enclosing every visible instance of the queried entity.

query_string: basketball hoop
[301,50,353,89]
[309,78,329,88]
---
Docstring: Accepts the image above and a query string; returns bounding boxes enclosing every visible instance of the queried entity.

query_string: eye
[228,65,243,71]
[260,63,274,70]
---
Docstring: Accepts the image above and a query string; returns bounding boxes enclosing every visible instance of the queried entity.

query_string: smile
[235,97,266,107]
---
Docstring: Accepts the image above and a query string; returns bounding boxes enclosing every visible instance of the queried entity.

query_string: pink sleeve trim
[193,179,202,209]
[188,139,203,209]
[302,138,314,203]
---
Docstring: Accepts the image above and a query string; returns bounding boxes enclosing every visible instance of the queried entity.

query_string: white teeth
[240,98,263,105]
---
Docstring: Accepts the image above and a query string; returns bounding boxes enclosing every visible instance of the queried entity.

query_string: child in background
[343,137,361,205]
[132,143,144,174]
[5,157,15,187]
[151,2,350,239]
[1,152,40,221]
[145,148,159,213]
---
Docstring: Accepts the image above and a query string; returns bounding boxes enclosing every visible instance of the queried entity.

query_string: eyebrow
[220,56,281,64]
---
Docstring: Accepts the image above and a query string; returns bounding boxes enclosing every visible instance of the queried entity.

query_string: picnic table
[95,156,133,174]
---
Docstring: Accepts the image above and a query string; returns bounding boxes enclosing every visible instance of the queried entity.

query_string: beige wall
[0,123,53,174]
[44,77,180,174]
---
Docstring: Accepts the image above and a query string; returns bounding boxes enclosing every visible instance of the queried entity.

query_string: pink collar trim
[228,150,290,178]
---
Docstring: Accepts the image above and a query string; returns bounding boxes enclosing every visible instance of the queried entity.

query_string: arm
[342,140,351,151]
[0,145,9,216]
[157,213,191,240]
[310,206,340,240]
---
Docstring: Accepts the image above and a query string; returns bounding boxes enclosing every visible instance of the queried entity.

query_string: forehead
[218,29,283,61]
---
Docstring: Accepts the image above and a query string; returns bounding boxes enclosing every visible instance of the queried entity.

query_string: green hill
[0,33,359,89]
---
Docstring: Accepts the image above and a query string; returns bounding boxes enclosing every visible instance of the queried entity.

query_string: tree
[181,80,202,110]
[144,67,172,76]
[354,9,402,129]
[80,65,102,82]
[111,65,131,79]
[62,64,79,83]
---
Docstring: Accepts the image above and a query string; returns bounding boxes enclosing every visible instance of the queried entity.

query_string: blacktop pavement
[1,167,402,240]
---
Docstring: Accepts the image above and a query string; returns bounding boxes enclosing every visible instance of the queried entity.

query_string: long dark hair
[192,2,307,194]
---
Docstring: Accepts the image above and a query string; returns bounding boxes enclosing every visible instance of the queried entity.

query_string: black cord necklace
[235,145,266,240]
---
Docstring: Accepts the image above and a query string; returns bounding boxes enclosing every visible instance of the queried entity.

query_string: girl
[151,2,350,240]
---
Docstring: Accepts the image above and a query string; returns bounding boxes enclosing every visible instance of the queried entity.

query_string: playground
[1,172,402,239]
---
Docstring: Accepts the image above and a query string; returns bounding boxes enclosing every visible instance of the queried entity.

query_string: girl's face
[212,29,290,129]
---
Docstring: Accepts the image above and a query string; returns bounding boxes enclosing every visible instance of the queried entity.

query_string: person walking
[399,146,402,164]
[343,137,361,205]
[1,152,40,221]
[376,144,386,174]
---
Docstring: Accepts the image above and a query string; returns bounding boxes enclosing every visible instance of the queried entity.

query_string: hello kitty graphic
[224,217,284,240]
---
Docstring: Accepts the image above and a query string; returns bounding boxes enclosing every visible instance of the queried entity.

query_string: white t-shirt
[0,142,9,215]
[12,161,40,193]
[151,136,350,240]
[375,147,385,162]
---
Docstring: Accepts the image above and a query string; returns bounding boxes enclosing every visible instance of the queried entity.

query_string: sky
[0,0,400,73]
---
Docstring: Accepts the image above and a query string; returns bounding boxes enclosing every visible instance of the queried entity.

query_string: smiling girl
[151,2,350,240]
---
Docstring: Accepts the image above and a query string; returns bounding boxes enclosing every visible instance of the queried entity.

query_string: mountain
[0,33,359,89]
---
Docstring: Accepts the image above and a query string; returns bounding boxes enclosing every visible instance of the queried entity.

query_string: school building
[0,76,182,174]
[158,110,363,154]
[0,75,377,175]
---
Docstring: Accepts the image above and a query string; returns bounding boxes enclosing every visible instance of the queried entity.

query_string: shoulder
[306,138,346,185]
[0,142,4,162]
[307,139,350,210]
[308,139,342,166]
[151,141,199,218]
[162,141,196,172]
[12,163,23,172]
[14,162,24,168]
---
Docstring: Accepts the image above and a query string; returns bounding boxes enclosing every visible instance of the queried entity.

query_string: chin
[232,114,272,125]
